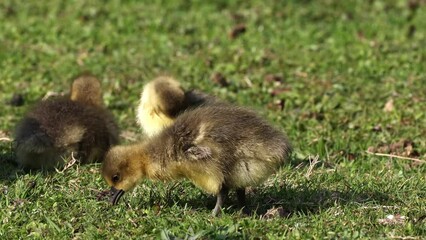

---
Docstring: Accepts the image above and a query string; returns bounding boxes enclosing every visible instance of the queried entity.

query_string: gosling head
[70,74,103,106]
[101,145,145,205]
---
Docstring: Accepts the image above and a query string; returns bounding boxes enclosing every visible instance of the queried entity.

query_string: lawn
[1,0,425,238]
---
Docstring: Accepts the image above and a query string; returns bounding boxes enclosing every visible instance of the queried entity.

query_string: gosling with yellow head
[103,105,291,216]
[136,76,218,137]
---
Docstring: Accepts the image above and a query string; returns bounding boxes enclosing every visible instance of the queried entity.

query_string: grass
[1,0,425,238]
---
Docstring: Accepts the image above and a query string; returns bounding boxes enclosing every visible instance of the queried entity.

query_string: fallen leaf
[369,139,419,158]
[264,74,284,85]
[261,206,290,220]
[390,139,419,157]
[229,24,246,39]
[295,71,308,78]
[210,72,229,87]
[372,124,382,132]
[383,99,394,112]
[389,140,405,152]
[367,146,376,153]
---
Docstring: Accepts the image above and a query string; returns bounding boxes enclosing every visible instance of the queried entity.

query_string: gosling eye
[112,174,120,183]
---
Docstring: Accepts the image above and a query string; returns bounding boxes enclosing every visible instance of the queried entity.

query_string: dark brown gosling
[136,76,218,137]
[14,75,119,170]
[103,105,292,216]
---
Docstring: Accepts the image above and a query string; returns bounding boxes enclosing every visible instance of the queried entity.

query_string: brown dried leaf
[229,24,247,39]
[383,99,394,112]
[210,72,229,87]
[371,139,418,156]
[367,146,376,153]
[368,139,422,163]
[389,139,405,153]
[372,124,382,132]
[295,71,308,78]
[261,206,290,220]
[264,74,284,85]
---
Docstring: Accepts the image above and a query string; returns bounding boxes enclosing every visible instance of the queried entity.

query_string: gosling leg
[212,185,229,216]
[236,188,250,215]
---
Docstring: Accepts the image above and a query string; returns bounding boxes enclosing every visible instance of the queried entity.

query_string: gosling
[136,76,218,137]
[102,105,292,216]
[14,74,119,170]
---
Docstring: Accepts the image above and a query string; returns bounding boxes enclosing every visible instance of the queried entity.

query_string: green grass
[1,0,425,238]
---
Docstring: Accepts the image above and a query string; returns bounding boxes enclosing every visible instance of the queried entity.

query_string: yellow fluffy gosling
[103,105,291,216]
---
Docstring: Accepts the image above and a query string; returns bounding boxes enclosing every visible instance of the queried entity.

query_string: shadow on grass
[248,185,391,218]
[161,186,391,218]
[0,141,23,184]
[134,156,392,218]
[132,175,392,219]
[0,142,59,184]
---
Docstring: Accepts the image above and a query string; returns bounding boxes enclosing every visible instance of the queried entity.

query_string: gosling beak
[110,186,125,205]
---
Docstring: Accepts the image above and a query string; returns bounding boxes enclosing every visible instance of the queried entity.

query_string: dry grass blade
[42,91,64,100]
[55,152,79,173]
[305,155,320,179]
[388,236,420,240]
[365,151,426,164]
